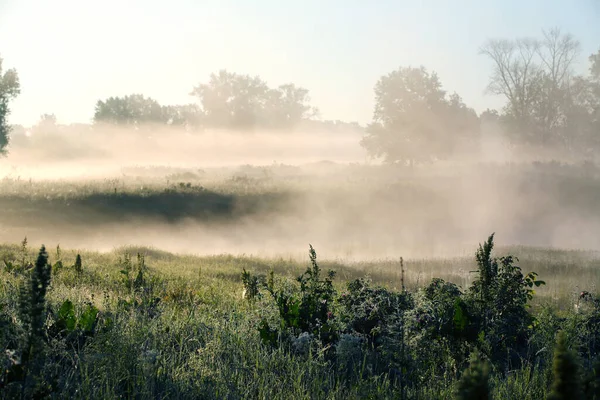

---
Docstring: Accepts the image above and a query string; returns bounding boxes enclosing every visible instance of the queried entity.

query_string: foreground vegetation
[1,234,600,399]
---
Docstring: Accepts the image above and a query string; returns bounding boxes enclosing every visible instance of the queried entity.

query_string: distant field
[1,160,600,257]
[1,160,600,300]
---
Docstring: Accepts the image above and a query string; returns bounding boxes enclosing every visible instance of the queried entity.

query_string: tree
[190,70,316,130]
[360,66,479,164]
[161,104,203,128]
[480,109,500,123]
[0,56,21,154]
[93,94,166,126]
[191,70,268,129]
[480,28,581,147]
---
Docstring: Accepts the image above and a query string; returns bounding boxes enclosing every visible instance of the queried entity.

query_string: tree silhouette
[361,66,479,164]
[480,28,585,148]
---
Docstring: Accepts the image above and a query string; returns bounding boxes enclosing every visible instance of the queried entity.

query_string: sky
[0,0,599,127]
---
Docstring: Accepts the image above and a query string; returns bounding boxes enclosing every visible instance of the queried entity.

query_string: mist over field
[1,120,600,261]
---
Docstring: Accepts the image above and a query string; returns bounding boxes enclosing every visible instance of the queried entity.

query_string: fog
[1,123,599,261]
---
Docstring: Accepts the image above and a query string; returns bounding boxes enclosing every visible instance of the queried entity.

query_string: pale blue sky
[0,0,598,126]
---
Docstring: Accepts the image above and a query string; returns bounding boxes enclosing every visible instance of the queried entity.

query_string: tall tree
[360,66,479,164]
[190,70,316,130]
[0,56,20,154]
[262,84,318,128]
[480,28,581,147]
[191,70,268,129]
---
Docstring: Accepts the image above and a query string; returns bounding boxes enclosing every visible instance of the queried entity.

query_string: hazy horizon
[1,0,599,127]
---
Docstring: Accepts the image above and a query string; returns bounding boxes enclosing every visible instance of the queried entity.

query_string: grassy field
[2,161,600,398]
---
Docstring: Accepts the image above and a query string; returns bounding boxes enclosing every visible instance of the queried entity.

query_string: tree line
[1,27,599,163]
[92,70,318,131]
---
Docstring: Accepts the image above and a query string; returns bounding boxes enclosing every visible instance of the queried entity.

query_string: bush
[454,350,490,400]
[548,330,584,400]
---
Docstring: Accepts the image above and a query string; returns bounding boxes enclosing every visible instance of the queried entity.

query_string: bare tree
[479,38,542,133]
[534,28,581,139]
[480,28,581,147]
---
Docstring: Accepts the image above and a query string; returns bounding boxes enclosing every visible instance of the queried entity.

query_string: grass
[1,240,597,398]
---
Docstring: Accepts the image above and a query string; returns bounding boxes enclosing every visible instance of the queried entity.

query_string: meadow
[2,161,600,399]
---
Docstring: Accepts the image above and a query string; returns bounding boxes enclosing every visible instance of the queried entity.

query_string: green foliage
[241,268,264,301]
[120,252,148,293]
[584,356,600,400]
[2,234,600,398]
[467,234,545,367]
[258,246,337,348]
[454,350,491,400]
[296,245,337,342]
[23,246,52,355]
[52,244,64,275]
[5,246,53,397]
[4,237,31,275]
[548,331,584,400]
[94,94,170,126]
[53,300,99,335]
[118,252,161,318]
[339,277,411,346]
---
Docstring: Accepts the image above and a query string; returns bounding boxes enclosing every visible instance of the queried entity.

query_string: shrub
[548,330,583,400]
[454,350,490,400]
[260,245,338,347]
[466,234,545,368]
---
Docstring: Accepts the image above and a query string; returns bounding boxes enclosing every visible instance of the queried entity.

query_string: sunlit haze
[1,0,599,126]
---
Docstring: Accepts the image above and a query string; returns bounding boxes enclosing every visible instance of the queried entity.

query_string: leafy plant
[5,246,54,397]
[339,277,412,346]
[118,252,161,317]
[296,245,337,343]
[54,299,99,335]
[259,245,337,347]
[52,245,64,275]
[467,233,545,367]
[241,268,264,301]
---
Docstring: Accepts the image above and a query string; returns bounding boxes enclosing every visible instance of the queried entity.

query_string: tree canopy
[360,66,479,164]
[190,70,317,130]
